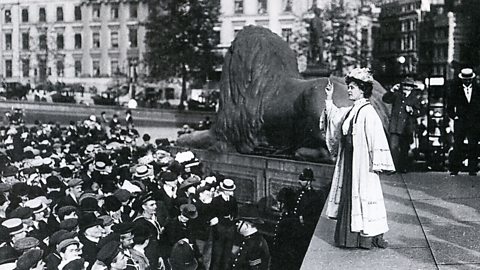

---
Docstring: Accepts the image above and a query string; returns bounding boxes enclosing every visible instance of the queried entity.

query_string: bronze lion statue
[177,26,390,163]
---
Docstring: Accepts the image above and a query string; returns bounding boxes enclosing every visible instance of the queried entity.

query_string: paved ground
[301,171,480,270]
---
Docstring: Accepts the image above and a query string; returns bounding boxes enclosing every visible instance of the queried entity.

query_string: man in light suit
[447,68,480,176]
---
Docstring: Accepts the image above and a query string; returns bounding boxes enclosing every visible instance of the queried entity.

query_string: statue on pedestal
[309,7,324,65]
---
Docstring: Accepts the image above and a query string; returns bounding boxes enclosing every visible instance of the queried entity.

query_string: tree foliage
[145,0,221,107]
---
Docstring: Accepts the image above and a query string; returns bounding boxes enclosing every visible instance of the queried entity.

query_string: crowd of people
[0,111,285,270]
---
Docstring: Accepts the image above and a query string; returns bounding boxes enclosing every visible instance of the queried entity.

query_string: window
[74,60,82,76]
[22,8,29,22]
[111,5,119,19]
[234,0,243,14]
[165,88,174,100]
[130,4,138,18]
[258,0,267,14]
[93,32,100,48]
[22,59,30,77]
[57,34,64,49]
[93,60,100,76]
[75,33,82,49]
[129,28,137,48]
[75,6,82,21]
[39,58,47,79]
[111,59,119,75]
[5,33,12,50]
[5,60,12,77]
[111,32,119,48]
[93,5,100,19]
[39,8,46,22]
[281,28,292,42]
[5,9,11,23]
[39,34,47,50]
[56,59,64,77]
[57,7,64,21]
[22,33,29,50]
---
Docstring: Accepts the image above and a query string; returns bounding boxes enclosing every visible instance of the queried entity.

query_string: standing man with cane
[447,68,480,176]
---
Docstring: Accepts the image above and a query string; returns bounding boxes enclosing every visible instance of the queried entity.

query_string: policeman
[231,216,270,270]
[271,187,301,270]
[293,168,326,261]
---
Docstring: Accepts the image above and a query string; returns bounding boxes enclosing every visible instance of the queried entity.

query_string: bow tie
[464,84,472,91]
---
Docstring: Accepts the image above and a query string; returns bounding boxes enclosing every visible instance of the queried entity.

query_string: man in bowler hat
[382,77,422,172]
[447,68,480,175]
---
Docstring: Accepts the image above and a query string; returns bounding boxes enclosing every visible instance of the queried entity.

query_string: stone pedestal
[301,63,331,78]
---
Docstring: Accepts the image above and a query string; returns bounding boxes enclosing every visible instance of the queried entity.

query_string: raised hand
[325,79,334,100]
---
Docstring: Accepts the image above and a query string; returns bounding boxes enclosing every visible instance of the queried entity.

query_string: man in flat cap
[16,248,44,270]
[111,222,137,270]
[164,203,198,253]
[448,68,480,175]
[57,238,82,270]
[92,241,127,270]
[59,178,84,208]
[382,77,422,173]
[231,216,270,270]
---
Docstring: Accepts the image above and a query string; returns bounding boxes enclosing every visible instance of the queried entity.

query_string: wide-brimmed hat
[219,179,236,191]
[459,68,476,79]
[299,168,315,181]
[180,204,198,219]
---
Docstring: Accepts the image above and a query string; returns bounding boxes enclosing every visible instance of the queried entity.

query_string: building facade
[0,0,148,88]
[0,0,380,87]
[418,3,470,80]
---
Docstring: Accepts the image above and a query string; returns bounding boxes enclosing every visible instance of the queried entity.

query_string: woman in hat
[323,68,395,249]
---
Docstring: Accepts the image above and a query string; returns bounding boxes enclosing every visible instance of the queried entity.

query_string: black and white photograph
[0,0,478,269]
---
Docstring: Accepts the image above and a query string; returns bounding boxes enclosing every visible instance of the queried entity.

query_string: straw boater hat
[459,68,476,80]
[219,179,236,191]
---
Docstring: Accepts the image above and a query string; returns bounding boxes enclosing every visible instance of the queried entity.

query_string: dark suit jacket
[383,89,421,135]
[447,81,480,128]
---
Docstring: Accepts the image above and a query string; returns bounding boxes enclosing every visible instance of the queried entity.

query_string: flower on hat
[346,67,374,84]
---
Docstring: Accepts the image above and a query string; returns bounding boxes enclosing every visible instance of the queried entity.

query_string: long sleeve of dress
[323,100,351,157]
[364,110,396,172]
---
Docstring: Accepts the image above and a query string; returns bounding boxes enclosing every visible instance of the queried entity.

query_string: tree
[145,0,221,110]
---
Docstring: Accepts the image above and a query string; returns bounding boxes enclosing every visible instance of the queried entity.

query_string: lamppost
[128,58,138,99]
